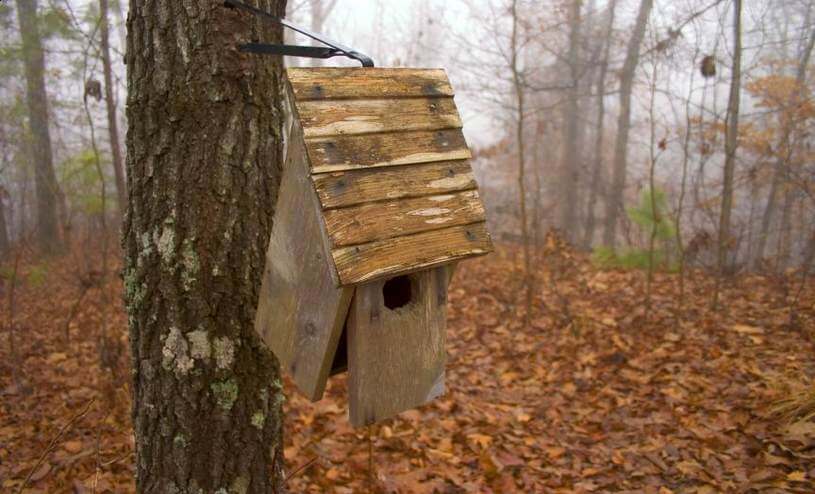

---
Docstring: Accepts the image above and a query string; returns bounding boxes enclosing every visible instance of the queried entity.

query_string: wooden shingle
[286,67,493,286]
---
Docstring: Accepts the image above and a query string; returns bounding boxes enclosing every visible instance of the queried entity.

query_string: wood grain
[305,128,471,173]
[287,68,454,100]
[324,190,486,248]
[347,267,448,426]
[296,97,461,138]
[332,222,493,285]
[254,121,353,401]
[312,160,477,209]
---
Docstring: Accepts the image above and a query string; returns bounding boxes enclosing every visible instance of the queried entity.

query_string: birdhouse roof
[286,67,493,286]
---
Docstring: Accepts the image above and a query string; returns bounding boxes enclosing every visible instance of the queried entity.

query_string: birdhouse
[254,67,493,426]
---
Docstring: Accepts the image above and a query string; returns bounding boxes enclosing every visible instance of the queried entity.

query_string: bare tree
[99,0,127,218]
[602,0,654,248]
[559,0,583,243]
[752,24,815,269]
[15,0,63,254]
[582,0,617,249]
[510,0,533,324]
[713,0,742,308]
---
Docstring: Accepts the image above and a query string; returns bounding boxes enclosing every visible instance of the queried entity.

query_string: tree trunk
[16,0,63,255]
[713,0,742,308]
[99,0,127,219]
[601,0,653,248]
[582,0,616,250]
[123,2,288,492]
[776,185,794,272]
[0,190,10,258]
[559,0,582,243]
[510,0,532,325]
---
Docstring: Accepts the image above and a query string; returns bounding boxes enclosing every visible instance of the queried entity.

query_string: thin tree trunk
[752,26,815,269]
[644,61,659,317]
[602,0,653,248]
[713,0,742,309]
[582,0,616,250]
[559,0,582,243]
[510,0,532,325]
[99,0,127,219]
[0,191,9,258]
[15,0,63,255]
[124,1,288,492]
[776,186,795,272]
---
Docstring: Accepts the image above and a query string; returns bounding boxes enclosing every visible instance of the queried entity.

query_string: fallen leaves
[1,242,814,492]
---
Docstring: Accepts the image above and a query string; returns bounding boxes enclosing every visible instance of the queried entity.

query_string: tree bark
[16,0,63,255]
[123,1,288,492]
[601,0,653,248]
[99,0,127,219]
[581,0,616,250]
[713,0,742,308]
[558,0,582,243]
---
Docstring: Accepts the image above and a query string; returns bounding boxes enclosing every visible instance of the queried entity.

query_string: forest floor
[1,237,814,493]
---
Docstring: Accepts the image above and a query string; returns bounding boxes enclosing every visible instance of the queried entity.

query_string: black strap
[224,0,374,67]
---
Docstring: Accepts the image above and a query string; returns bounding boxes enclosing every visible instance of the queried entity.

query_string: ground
[1,239,814,493]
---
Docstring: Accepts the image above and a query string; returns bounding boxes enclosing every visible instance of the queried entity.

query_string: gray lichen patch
[211,378,239,411]
[173,433,187,448]
[181,238,200,291]
[187,329,210,361]
[162,326,194,376]
[251,411,265,429]
[156,220,176,265]
[230,476,249,494]
[213,336,235,370]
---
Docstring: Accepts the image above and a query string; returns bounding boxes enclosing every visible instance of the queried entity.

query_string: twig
[283,456,317,483]
[17,398,96,493]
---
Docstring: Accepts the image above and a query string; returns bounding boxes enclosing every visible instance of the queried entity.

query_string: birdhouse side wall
[254,115,353,402]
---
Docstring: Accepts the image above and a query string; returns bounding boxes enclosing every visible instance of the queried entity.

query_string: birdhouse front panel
[287,68,493,286]
[255,67,493,424]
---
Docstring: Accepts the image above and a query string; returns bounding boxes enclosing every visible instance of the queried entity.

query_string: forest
[1,0,814,492]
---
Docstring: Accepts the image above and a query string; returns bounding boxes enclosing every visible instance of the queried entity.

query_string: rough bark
[16,0,63,255]
[581,0,616,250]
[559,0,582,243]
[601,0,653,248]
[123,1,288,492]
[99,0,127,219]
[713,0,742,307]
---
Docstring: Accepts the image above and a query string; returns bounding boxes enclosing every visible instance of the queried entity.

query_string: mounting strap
[224,0,375,67]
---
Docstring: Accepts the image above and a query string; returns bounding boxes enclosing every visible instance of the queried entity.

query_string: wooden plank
[305,128,471,173]
[254,121,353,402]
[324,190,486,248]
[347,267,448,426]
[312,160,477,209]
[287,68,454,101]
[332,222,493,285]
[295,97,462,138]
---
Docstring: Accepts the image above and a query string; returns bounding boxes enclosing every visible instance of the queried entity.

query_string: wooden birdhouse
[254,67,493,426]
